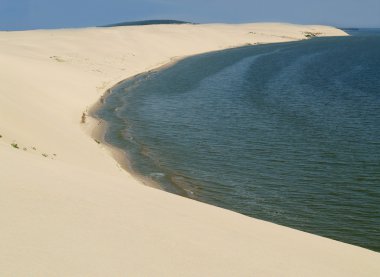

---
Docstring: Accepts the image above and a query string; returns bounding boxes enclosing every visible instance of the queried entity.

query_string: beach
[1,23,379,276]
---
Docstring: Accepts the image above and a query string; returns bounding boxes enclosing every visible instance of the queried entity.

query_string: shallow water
[96,30,380,251]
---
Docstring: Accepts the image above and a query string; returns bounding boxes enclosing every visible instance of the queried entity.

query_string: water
[96,30,380,252]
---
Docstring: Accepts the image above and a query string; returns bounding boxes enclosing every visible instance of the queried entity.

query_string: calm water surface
[96,30,380,251]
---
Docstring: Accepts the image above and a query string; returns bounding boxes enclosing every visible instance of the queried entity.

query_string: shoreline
[88,56,188,191]
[89,93,164,191]
[87,41,311,196]
[2,23,379,276]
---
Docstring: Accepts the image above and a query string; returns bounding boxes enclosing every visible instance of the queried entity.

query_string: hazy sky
[1,0,379,30]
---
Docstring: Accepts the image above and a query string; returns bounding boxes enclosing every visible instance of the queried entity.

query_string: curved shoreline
[88,45,264,196]
[88,57,187,191]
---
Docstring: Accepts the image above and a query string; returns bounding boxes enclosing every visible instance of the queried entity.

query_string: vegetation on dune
[102,19,194,27]
[81,112,87,124]
[303,31,322,38]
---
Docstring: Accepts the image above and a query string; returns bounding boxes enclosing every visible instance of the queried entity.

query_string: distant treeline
[101,20,195,27]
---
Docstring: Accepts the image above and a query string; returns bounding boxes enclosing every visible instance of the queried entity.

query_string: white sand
[0,23,379,276]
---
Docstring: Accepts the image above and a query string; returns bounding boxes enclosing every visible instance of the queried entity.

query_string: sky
[0,0,379,30]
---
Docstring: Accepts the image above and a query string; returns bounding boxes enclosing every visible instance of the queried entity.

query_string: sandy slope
[0,23,379,276]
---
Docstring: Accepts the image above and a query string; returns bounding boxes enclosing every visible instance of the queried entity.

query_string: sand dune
[1,23,379,276]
